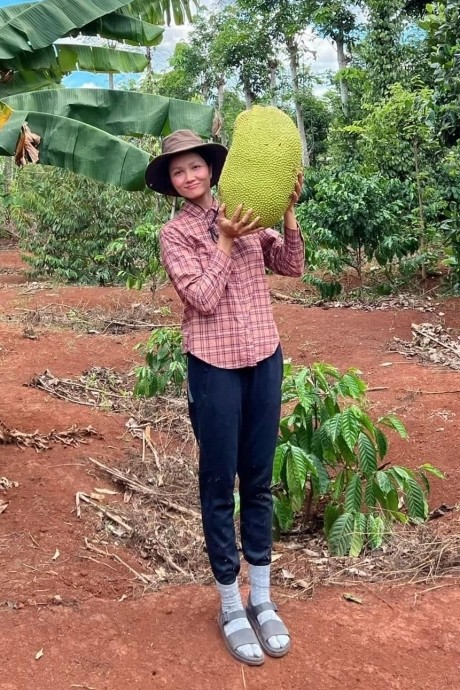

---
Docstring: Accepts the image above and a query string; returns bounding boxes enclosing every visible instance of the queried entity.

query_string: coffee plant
[10,166,167,285]
[273,362,443,556]
[134,328,187,397]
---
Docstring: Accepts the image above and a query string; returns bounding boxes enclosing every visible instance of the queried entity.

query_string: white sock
[216,580,263,660]
[248,564,289,651]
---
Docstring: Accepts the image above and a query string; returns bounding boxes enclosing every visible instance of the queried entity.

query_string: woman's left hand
[287,172,304,213]
[284,172,304,229]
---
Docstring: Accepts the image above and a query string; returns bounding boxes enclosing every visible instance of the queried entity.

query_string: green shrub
[104,221,167,292]
[297,167,419,282]
[11,166,167,285]
[134,328,187,397]
[273,361,443,556]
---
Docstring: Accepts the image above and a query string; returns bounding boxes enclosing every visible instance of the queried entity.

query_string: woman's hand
[284,172,304,229]
[288,172,304,212]
[218,204,264,239]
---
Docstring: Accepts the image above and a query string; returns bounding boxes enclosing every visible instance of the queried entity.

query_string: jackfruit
[218,105,302,228]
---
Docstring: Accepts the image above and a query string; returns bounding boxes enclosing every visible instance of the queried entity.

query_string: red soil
[1,250,459,690]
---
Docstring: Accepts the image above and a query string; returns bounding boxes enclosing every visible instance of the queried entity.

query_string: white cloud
[80,81,99,89]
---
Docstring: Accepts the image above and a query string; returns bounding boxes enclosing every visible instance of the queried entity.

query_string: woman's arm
[160,225,233,315]
[259,226,305,277]
[259,174,305,277]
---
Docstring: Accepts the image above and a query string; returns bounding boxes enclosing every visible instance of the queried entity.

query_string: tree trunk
[3,157,14,196]
[202,82,210,102]
[242,73,253,109]
[336,36,350,118]
[217,79,227,146]
[413,140,427,280]
[108,40,116,90]
[287,37,309,167]
[145,46,152,76]
[268,59,278,107]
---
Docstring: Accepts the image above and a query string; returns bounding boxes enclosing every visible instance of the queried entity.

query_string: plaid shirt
[160,199,305,368]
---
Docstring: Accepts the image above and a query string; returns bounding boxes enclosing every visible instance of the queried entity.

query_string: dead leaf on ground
[295,579,313,591]
[35,648,44,660]
[343,593,363,604]
[0,501,8,514]
[52,548,60,561]
[282,568,295,580]
[0,477,18,490]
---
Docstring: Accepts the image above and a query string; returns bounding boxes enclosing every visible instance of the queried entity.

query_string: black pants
[187,346,283,585]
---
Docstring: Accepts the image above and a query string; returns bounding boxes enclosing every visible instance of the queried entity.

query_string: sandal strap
[221,608,248,625]
[258,618,289,642]
[226,627,259,650]
[249,600,278,617]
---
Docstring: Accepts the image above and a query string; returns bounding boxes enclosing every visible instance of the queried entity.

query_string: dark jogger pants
[187,346,283,585]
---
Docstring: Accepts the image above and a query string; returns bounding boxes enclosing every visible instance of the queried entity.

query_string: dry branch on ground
[391,322,460,370]
[5,301,178,334]
[29,368,193,452]
[0,420,99,451]
[270,290,441,312]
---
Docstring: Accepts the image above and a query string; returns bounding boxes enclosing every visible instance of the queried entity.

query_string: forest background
[1,0,459,299]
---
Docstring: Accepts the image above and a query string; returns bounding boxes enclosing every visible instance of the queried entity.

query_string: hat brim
[145,142,228,197]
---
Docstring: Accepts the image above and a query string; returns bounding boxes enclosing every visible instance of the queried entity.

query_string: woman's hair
[194,148,212,167]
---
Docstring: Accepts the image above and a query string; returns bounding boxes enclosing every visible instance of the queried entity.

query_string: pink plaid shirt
[160,199,304,368]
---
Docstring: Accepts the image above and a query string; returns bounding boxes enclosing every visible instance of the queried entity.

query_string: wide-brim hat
[145,129,228,197]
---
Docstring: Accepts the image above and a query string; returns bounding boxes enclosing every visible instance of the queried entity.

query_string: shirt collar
[182,197,219,221]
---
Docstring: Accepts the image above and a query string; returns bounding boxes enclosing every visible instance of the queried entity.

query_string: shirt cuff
[284,223,304,244]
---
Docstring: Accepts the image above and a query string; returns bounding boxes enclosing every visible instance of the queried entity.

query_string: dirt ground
[1,250,459,690]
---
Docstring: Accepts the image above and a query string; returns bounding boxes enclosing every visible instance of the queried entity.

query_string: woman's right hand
[218,204,264,239]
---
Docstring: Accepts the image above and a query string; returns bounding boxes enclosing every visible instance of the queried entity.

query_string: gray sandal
[246,598,291,658]
[217,609,265,666]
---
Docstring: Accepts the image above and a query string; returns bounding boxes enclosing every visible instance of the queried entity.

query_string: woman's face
[169,151,212,201]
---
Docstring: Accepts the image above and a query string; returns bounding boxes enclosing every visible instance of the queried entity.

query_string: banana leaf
[79,13,164,47]
[0,109,150,190]
[0,44,150,75]
[0,0,161,59]
[0,3,35,23]
[0,69,62,99]
[3,89,215,138]
[120,0,195,25]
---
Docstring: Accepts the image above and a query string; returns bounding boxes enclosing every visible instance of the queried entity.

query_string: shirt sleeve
[160,224,233,315]
[258,225,305,277]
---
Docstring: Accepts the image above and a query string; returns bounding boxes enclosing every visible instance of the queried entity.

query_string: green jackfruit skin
[218,105,302,228]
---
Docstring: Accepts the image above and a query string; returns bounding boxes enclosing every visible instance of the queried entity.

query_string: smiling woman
[145,125,305,667]
[169,152,212,201]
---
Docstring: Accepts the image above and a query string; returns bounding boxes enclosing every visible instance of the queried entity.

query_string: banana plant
[0,0,209,190]
[0,89,214,190]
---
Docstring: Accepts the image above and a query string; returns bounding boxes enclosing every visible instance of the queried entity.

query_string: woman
[145,129,304,666]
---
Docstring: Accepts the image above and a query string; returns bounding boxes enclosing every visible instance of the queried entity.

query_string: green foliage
[421,2,460,147]
[0,0,214,190]
[349,84,437,179]
[273,361,442,556]
[134,328,187,397]
[105,222,166,291]
[12,166,166,284]
[359,0,405,103]
[221,91,246,144]
[297,166,417,280]
[303,274,343,300]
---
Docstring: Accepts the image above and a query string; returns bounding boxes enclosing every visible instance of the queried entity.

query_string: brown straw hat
[145,129,228,197]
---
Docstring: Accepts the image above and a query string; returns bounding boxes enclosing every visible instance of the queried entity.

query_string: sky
[0,0,339,94]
